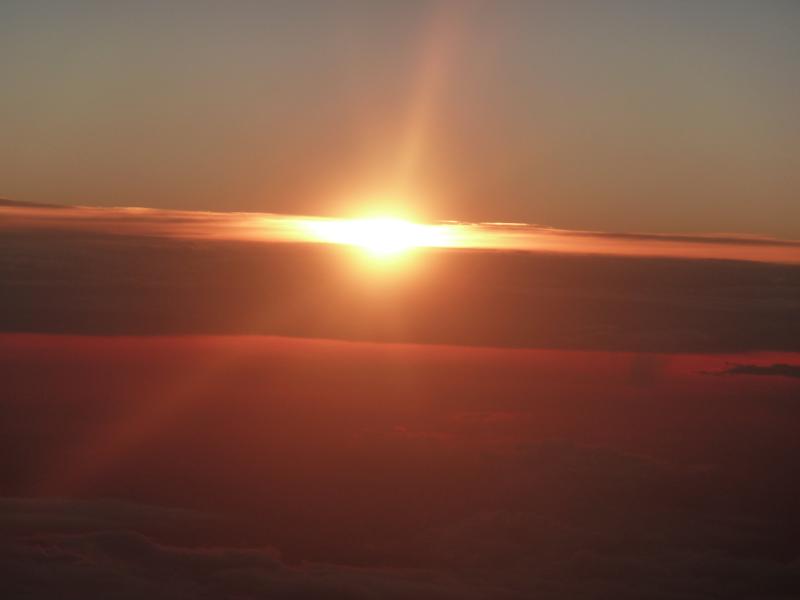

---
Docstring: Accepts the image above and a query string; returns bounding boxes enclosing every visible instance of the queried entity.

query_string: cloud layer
[3,201,800,598]
[705,362,800,379]
[3,200,800,263]
[2,203,800,352]
[2,335,800,598]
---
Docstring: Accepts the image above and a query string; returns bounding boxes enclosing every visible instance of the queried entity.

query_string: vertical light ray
[392,1,475,196]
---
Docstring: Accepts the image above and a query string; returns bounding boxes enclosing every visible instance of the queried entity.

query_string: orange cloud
[2,202,799,264]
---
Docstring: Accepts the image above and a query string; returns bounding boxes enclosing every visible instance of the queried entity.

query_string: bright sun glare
[301,216,451,257]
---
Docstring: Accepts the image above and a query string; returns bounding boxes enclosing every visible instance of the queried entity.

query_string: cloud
[704,362,800,379]
[0,498,505,600]
[455,220,800,264]
[0,203,301,242]
[2,202,800,598]
[1,215,799,352]
[555,228,800,249]
[2,331,799,578]
[0,498,212,541]
[6,455,800,600]
[0,198,67,209]
[2,200,800,264]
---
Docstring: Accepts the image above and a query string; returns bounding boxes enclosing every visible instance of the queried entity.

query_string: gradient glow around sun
[301,216,452,257]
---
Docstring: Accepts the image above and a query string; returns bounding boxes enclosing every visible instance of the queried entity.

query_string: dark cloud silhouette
[556,228,800,249]
[0,198,66,209]
[705,362,800,379]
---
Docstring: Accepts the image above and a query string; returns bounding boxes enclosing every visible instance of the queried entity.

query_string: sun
[328,217,428,256]
[300,216,451,257]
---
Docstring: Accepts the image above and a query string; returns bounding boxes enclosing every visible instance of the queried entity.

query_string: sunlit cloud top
[2,202,799,265]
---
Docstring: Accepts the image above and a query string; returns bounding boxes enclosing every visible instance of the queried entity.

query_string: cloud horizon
[3,199,800,265]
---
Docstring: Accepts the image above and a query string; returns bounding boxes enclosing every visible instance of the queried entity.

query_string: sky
[2,0,800,237]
